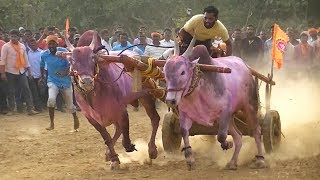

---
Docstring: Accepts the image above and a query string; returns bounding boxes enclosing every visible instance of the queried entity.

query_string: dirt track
[0,100,319,180]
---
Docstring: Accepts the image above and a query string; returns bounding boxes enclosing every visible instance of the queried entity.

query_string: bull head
[164,36,198,106]
[68,31,99,92]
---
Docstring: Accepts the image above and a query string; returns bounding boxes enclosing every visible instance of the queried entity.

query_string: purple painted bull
[64,31,160,170]
[164,38,266,170]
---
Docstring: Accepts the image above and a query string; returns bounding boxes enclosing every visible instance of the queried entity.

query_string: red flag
[271,24,289,69]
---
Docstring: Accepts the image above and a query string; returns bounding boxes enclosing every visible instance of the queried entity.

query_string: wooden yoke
[98,54,232,75]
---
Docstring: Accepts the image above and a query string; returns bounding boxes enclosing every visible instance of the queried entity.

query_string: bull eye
[181,71,185,75]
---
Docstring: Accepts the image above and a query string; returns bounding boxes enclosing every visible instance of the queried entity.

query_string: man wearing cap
[144,32,167,59]
[40,35,79,131]
[37,26,65,50]
[0,29,38,115]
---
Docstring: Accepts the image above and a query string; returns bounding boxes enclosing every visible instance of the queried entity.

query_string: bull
[64,30,160,170]
[164,38,266,170]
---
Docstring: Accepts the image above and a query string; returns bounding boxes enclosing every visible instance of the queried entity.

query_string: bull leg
[179,114,195,170]
[119,111,136,152]
[244,107,267,169]
[105,124,122,162]
[225,120,242,170]
[86,117,120,170]
[112,123,122,145]
[217,112,233,150]
[140,96,160,159]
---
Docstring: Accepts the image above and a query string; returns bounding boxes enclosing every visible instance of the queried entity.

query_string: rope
[117,43,173,56]
[141,58,162,79]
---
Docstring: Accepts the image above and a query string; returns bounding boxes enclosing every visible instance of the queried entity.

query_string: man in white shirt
[100,29,112,51]
[27,37,44,112]
[144,32,167,59]
[160,28,174,47]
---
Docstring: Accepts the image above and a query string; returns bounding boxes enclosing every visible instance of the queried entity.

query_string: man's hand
[224,39,233,56]
[0,73,7,81]
[56,69,70,77]
[38,77,44,86]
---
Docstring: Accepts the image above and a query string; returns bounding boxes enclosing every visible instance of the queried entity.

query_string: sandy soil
[1,78,320,180]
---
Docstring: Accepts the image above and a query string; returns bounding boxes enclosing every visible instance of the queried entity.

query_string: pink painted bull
[65,31,160,170]
[164,39,266,170]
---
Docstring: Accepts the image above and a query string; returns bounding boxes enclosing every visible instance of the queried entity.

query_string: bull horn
[173,36,180,56]
[89,31,97,51]
[182,36,196,57]
[65,34,75,51]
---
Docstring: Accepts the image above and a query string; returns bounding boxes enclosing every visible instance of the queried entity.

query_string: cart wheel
[262,110,281,153]
[162,112,182,153]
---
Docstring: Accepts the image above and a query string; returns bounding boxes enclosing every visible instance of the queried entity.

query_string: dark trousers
[0,78,8,112]
[179,28,212,55]
[6,72,34,112]
[28,78,44,111]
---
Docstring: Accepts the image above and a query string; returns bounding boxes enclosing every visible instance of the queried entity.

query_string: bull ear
[89,31,97,51]
[191,57,200,65]
[182,36,196,57]
[65,34,75,51]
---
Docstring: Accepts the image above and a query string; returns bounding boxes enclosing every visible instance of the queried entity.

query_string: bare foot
[46,126,54,131]
[224,161,238,170]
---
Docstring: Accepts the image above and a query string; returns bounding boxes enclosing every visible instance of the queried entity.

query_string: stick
[248,66,275,85]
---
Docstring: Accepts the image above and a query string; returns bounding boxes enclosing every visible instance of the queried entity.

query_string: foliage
[0,0,318,36]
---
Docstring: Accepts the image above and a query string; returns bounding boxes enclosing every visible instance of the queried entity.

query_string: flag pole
[266,57,274,112]
[266,24,276,112]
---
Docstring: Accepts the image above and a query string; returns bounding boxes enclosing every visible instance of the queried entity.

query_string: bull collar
[184,65,203,97]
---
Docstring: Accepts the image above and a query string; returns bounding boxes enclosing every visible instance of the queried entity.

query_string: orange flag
[272,24,289,69]
[65,18,70,38]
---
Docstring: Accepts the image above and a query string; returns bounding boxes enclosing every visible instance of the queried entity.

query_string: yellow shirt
[183,14,229,42]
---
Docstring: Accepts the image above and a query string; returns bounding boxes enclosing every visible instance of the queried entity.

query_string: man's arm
[23,48,32,78]
[0,45,7,80]
[224,38,232,56]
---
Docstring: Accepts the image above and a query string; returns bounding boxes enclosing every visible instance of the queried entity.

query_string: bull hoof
[125,144,137,152]
[221,141,233,150]
[110,161,120,170]
[148,144,158,159]
[224,162,238,170]
[249,157,267,169]
[186,156,195,171]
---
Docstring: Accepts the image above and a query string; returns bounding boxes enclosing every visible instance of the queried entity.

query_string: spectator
[40,35,79,130]
[0,29,38,115]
